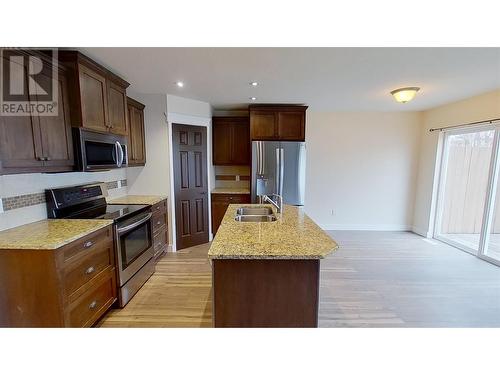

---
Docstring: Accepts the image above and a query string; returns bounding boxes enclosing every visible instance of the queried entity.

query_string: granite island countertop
[0,219,113,250]
[211,188,250,195]
[208,204,338,260]
[108,195,167,205]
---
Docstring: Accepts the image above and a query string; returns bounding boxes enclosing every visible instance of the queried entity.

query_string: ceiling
[81,47,500,111]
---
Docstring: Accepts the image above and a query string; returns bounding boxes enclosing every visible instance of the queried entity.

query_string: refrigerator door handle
[279,148,284,196]
[275,147,280,194]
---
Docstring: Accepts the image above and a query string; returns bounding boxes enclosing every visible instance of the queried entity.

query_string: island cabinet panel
[212,117,250,165]
[0,225,117,327]
[212,259,320,327]
[249,105,307,141]
[211,193,251,235]
[127,97,146,166]
[0,50,74,175]
[59,50,130,136]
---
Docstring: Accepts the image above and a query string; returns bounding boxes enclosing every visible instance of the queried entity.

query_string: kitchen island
[208,204,338,327]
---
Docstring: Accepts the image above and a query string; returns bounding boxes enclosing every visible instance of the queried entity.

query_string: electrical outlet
[117,180,122,189]
[236,175,240,181]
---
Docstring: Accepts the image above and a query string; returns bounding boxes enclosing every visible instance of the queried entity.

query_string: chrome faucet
[260,194,283,214]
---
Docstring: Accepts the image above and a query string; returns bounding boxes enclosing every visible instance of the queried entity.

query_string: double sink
[234,207,277,222]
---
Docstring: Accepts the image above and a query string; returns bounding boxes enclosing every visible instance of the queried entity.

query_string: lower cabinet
[152,199,169,262]
[211,193,251,235]
[0,225,116,327]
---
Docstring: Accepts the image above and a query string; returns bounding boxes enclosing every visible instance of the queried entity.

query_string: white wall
[412,89,500,237]
[305,111,422,230]
[0,169,127,231]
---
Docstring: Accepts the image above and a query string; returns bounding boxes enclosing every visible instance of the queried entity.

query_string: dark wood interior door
[172,124,209,250]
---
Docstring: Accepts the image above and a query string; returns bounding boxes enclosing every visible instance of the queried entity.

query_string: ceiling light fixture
[390,87,420,103]
[250,82,258,86]
[176,81,184,88]
[250,97,257,101]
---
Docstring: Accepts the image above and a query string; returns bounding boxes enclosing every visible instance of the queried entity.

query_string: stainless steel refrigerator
[251,141,306,205]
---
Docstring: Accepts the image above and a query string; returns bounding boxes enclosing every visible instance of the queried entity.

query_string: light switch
[0,199,3,214]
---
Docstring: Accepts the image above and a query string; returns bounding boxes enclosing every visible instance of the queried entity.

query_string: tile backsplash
[214,165,250,190]
[0,169,128,231]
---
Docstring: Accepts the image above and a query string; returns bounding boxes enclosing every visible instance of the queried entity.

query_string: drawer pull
[83,241,94,249]
[85,266,95,275]
[88,300,97,310]
[157,221,161,225]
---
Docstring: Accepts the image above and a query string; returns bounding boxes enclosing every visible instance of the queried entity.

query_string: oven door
[115,211,154,286]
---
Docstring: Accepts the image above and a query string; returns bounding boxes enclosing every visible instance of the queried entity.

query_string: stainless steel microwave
[73,128,128,171]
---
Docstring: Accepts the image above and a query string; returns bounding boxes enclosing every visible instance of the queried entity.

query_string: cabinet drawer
[62,226,113,263]
[211,194,251,204]
[63,240,114,302]
[152,199,167,215]
[68,271,116,327]
[152,212,166,233]
[153,227,167,256]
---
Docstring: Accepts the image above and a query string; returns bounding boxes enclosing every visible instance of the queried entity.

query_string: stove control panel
[45,183,106,215]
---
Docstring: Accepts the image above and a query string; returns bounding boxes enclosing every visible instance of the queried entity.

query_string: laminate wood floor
[98,231,500,328]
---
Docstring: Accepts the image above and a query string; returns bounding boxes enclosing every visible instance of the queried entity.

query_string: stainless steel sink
[234,214,277,222]
[236,207,274,216]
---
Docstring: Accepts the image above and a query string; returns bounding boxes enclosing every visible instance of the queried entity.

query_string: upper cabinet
[212,117,250,165]
[249,105,307,141]
[0,50,74,175]
[127,97,146,166]
[58,51,130,136]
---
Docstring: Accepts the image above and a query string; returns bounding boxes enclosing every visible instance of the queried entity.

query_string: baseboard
[410,226,431,238]
[320,224,412,231]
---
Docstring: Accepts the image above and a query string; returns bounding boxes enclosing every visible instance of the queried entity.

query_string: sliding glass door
[435,125,500,266]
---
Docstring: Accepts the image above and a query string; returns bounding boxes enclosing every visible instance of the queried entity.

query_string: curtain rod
[429,118,500,132]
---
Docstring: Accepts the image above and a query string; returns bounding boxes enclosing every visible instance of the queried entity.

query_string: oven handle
[117,212,152,234]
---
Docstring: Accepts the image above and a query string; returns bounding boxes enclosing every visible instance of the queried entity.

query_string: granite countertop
[108,195,167,205]
[211,188,250,195]
[0,219,113,250]
[208,204,338,260]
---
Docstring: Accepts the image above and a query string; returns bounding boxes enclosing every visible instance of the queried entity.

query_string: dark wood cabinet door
[107,81,128,136]
[231,120,250,165]
[37,67,74,170]
[78,63,108,133]
[211,200,228,235]
[213,117,250,165]
[0,56,44,173]
[172,124,209,250]
[277,111,305,141]
[250,111,277,140]
[212,118,233,165]
[127,98,146,166]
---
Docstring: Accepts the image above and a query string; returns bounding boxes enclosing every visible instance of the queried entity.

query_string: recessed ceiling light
[250,97,257,101]
[390,87,420,103]
[250,82,258,86]
[176,81,184,88]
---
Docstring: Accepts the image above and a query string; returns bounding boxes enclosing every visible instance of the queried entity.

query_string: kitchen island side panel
[212,259,320,328]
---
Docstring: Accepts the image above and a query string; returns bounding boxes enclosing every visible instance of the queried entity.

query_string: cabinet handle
[88,301,97,310]
[37,157,44,161]
[85,266,95,275]
[157,221,161,226]
[45,157,51,161]
[83,241,94,249]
